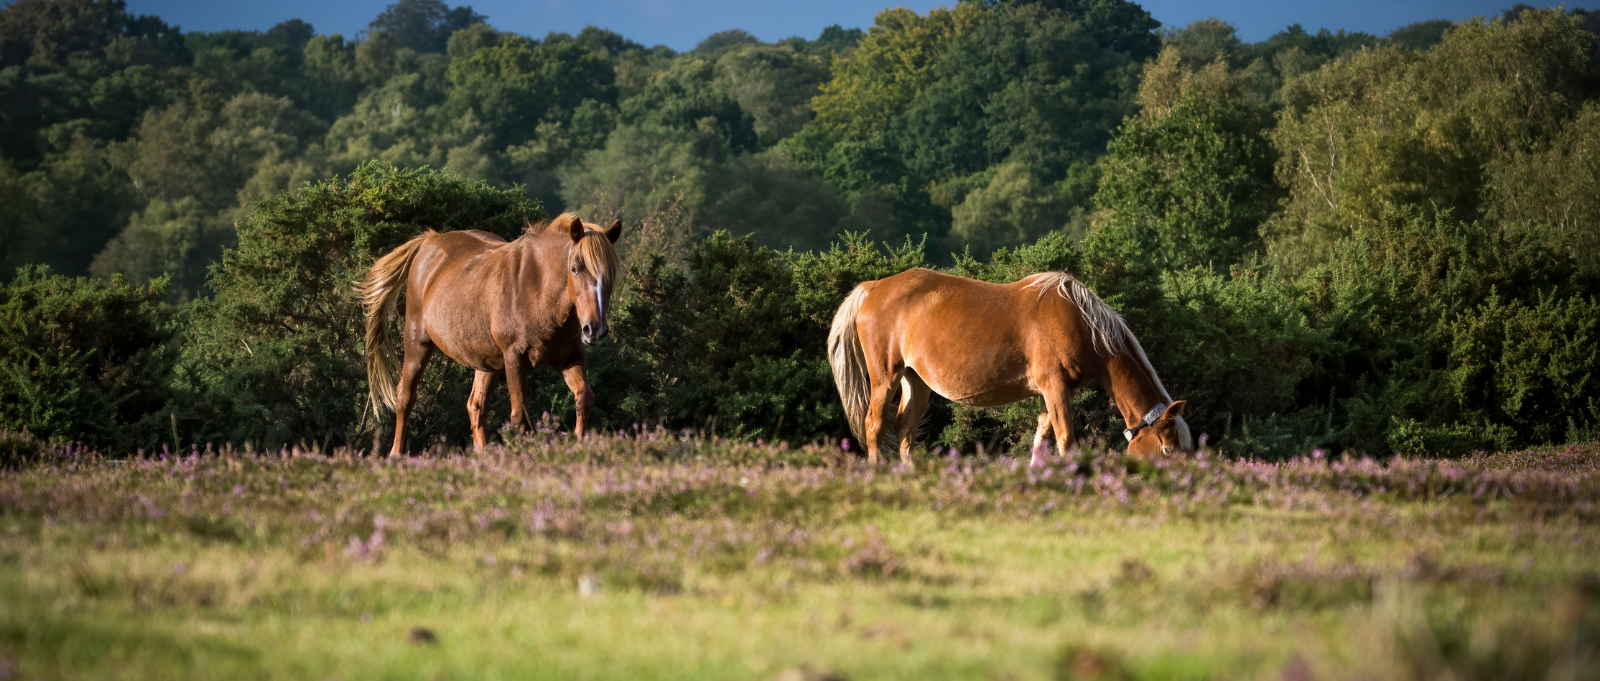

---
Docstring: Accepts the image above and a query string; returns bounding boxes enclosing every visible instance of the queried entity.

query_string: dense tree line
[1,0,1598,459]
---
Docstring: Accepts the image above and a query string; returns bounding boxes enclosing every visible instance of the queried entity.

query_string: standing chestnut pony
[358,213,622,455]
[829,269,1192,467]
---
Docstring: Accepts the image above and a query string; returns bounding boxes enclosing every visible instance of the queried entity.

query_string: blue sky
[126,1,1565,50]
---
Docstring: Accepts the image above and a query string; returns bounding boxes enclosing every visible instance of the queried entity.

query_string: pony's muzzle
[582,322,608,344]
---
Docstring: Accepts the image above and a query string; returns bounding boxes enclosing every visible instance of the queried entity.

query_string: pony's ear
[604,219,622,243]
[562,214,585,243]
[1161,401,1187,420]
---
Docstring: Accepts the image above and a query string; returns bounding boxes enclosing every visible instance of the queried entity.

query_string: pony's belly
[921,370,1035,408]
[423,314,502,372]
[949,385,1036,408]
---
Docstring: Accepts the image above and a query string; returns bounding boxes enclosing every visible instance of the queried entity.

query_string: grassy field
[2,432,1598,680]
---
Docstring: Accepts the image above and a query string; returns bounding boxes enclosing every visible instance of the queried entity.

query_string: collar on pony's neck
[1123,402,1166,442]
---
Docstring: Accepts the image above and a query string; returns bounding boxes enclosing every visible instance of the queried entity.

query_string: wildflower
[578,573,601,597]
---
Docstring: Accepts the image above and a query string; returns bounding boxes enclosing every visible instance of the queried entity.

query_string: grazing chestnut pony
[358,213,622,455]
[829,269,1192,466]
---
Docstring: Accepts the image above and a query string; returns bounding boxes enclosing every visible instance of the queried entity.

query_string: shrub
[0,266,172,451]
[1302,206,1598,455]
[0,430,47,469]
[1138,263,1334,457]
[579,231,931,445]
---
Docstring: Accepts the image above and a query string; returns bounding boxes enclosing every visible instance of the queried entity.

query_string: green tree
[692,28,758,57]
[89,197,229,302]
[804,24,864,55]
[791,4,988,153]
[1486,104,1600,270]
[713,43,828,148]
[701,150,855,252]
[324,72,448,172]
[0,0,186,166]
[24,133,138,275]
[1092,49,1275,271]
[1386,19,1454,51]
[300,33,369,120]
[368,0,484,54]
[440,36,617,149]
[1264,9,1598,274]
[617,57,755,154]
[1301,205,1599,455]
[559,122,716,260]
[947,162,1072,258]
[445,21,501,61]
[0,156,43,273]
[892,3,1145,186]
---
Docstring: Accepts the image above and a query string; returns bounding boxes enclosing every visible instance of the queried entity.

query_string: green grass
[1,436,1598,680]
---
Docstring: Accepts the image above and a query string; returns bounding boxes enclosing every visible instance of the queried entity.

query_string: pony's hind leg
[896,371,930,469]
[467,370,498,452]
[1030,410,1053,467]
[864,378,894,465]
[389,344,435,456]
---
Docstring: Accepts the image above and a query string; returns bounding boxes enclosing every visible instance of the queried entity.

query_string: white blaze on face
[593,278,605,319]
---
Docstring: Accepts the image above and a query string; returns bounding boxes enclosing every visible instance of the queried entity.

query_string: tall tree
[440,35,616,149]
[1265,8,1599,274]
[368,0,484,54]
[1091,48,1276,271]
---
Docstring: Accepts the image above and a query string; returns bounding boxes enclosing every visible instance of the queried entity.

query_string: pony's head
[555,213,622,344]
[1125,401,1192,460]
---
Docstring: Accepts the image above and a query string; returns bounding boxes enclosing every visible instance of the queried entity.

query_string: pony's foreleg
[502,351,530,433]
[1030,411,1053,467]
[389,344,434,457]
[561,364,594,438]
[896,372,930,470]
[467,370,498,452]
[1043,389,1075,464]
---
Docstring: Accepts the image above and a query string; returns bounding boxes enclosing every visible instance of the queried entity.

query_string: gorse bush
[1302,207,1600,455]
[0,267,172,450]
[12,194,1596,459]
[586,231,929,443]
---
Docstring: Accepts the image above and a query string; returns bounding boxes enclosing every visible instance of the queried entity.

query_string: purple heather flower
[841,439,851,452]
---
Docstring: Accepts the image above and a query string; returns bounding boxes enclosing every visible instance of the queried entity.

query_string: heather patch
[1,437,1597,679]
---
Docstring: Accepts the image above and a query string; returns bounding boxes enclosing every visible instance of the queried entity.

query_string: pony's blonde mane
[1023,272,1172,404]
[528,213,622,291]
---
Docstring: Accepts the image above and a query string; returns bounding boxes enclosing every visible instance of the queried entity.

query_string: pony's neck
[508,231,575,309]
[1102,352,1169,427]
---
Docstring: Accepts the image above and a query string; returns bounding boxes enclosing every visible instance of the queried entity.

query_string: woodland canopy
[1,0,1598,459]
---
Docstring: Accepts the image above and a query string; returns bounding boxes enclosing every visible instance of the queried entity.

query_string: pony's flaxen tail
[828,283,897,455]
[356,231,434,417]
